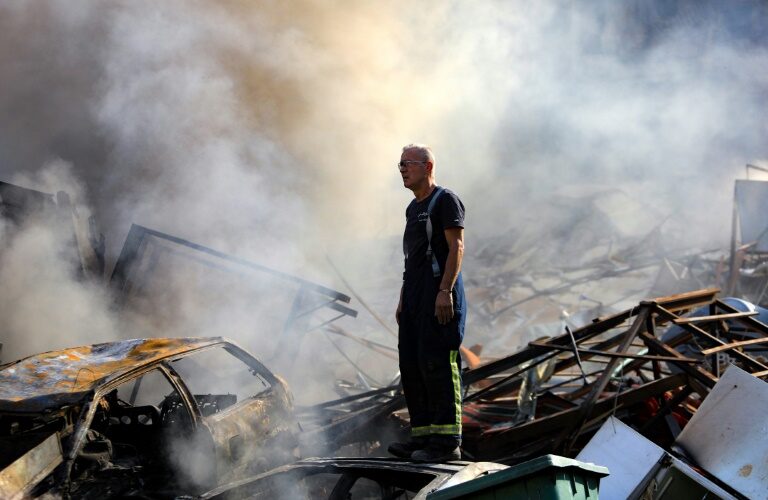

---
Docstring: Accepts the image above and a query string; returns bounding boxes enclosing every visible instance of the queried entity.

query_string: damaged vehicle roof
[0,337,220,412]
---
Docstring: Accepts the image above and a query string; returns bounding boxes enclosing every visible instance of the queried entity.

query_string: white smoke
[0,0,766,395]
[0,162,118,360]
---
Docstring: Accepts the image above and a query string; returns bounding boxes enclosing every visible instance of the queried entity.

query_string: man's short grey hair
[402,143,436,165]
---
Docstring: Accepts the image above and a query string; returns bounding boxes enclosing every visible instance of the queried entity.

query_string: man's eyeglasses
[397,160,426,170]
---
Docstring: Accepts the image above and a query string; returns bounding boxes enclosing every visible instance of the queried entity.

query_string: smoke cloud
[0,1,767,401]
[0,162,118,360]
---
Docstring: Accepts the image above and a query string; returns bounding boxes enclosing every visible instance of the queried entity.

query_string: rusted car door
[167,344,297,484]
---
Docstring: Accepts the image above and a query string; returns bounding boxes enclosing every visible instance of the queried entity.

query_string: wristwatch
[439,288,453,294]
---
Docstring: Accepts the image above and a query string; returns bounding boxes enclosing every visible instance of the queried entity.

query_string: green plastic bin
[427,455,610,499]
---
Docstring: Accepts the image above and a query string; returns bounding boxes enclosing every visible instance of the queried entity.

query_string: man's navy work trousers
[399,272,466,440]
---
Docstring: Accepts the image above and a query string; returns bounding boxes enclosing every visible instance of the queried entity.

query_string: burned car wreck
[0,337,299,499]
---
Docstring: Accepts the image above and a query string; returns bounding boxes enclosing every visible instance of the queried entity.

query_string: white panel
[676,364,768,500]
[576,417,665,499]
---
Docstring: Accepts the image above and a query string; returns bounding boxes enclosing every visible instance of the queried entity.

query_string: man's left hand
[435,290,454,325]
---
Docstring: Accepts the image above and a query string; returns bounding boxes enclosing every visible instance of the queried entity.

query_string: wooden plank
[466,292,714,398]
[700,336,768,355]
[528,341,702,363]
[464,307,637,385]
[563,307,651,452]
[651,288,719,312]
[463,345,553,387]
[714,299,768,336]
[656,305,768,373]
[477,373,688,457]
[467,329,629,403]
[638,330,718,390]
[673,311,758,325]
[464,355,553,403]
[489,325,660,403]
[302,384,400,410]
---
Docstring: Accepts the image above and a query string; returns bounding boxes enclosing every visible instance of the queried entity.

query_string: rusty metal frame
[110,224,358,366]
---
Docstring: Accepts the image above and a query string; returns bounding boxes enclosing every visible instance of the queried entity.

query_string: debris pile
[444,180,768,362]
[454,188,731,357]
[302,287,768,497]
[577,361,768,500]
[5,177,768,498]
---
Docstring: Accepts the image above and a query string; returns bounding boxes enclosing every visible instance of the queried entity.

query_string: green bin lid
[427,454,610,499]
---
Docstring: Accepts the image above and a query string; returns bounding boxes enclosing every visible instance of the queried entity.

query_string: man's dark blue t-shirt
[402,187,465,303]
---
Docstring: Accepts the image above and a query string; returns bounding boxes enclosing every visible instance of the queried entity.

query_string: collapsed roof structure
[301,288,768,497]
[110,223,358,369]
[4,176,768,498]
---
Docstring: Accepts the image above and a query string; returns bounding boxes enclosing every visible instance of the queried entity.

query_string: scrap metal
[675,365,768,499]
[577,417,736,499]
[300,286,768,491]
[110,224,358,369]
[0,180,105,281]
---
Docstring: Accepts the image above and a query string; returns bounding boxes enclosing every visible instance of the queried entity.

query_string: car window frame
[164,342,280,420]
[67,362,200,470]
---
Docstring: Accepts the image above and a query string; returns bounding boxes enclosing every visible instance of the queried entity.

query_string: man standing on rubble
[389,144,466,462]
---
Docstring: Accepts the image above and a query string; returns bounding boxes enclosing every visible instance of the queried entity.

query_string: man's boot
[411,435,461,462]
[387,435,430,459]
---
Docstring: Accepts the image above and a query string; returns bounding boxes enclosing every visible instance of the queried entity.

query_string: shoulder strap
[425,187,445,277]
[403,201,413,260]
